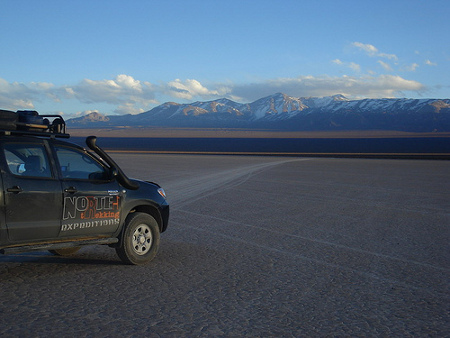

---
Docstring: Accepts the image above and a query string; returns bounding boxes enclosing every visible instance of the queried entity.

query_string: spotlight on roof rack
[0,109,70,138]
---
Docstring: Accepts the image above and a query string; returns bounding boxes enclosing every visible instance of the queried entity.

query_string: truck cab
[0,110,169,265]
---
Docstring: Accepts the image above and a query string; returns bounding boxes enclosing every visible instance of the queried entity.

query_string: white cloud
[65,75,156,105]
[72,110,99,118]
[164,79,230,100]
[229,75,425,101]
[0,75,158,115]
[115,103,146,115]
[377,60,393,71]
[378,53,398,61]
[349,62,361,72]
[0,78,47,110]
[425,59,437,66]
[332,59,361,72]
[402,63,419,72]
[352,41,398,61]
[62,75,158,114]
[115,74,143,90]
[352,42,378,56]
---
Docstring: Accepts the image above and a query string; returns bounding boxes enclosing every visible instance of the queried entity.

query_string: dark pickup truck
[0,109,169,265]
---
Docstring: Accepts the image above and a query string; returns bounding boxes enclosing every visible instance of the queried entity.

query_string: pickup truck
[0,109,169,265]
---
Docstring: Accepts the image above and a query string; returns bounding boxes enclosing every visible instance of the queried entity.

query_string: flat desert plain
[0,154,448,336]
[70,127,450,139]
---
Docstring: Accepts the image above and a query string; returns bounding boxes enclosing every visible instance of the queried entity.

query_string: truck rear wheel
[116,212,160,265]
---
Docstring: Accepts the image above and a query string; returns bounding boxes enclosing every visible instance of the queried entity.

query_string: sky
[1,0,449,118]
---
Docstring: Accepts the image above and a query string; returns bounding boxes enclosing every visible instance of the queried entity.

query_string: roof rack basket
[0,110,70,138]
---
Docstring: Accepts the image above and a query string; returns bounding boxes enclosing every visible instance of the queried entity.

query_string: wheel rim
[131,224,153,255]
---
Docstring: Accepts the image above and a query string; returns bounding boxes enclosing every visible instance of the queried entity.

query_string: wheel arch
[113,203,163,249]
[131,204,163,232]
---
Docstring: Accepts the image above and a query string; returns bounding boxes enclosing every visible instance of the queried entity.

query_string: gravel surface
[1,155,449,337]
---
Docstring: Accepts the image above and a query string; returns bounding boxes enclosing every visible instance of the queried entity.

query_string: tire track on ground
[165,158,310,209]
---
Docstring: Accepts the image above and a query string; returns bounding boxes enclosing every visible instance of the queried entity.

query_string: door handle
[64,187,77,194]
[7,186,23,193]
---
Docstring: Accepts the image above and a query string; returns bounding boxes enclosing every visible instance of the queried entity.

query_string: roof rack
[0,110,70,138]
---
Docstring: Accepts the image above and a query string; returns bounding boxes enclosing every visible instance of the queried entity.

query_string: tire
[49,247,81,256]
[116,212,160,265]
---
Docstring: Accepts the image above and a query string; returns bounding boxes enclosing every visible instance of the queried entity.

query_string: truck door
[54,145,123,237]
[1,140,62,241]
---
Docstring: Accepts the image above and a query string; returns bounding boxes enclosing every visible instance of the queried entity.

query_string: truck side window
[3,143,52,178]
[55,147,109,180]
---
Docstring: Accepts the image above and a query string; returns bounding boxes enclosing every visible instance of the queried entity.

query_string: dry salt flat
[0,154,448,337]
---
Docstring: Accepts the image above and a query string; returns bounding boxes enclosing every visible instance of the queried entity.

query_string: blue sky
[1,0,449,117]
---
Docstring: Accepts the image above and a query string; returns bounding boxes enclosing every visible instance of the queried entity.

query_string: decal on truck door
[61,195,120,232]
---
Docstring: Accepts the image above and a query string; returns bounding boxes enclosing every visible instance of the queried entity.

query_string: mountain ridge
[67,93,450,132]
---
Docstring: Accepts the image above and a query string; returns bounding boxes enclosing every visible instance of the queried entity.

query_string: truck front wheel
[116,212,160,265]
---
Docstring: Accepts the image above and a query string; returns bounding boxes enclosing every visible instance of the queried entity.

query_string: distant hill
[67,93,450,132]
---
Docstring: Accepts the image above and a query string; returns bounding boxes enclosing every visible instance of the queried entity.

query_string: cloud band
[0,74,425,116]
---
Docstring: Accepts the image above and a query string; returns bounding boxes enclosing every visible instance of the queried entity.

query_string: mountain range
[67,93,450,132]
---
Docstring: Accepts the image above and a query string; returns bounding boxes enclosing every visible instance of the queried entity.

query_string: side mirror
[86,136,139,190]
[18,163,26,174]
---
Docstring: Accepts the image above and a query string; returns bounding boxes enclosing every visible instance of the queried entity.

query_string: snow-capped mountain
[68,93,450,132]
